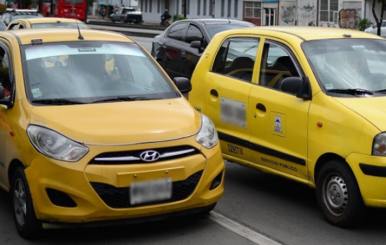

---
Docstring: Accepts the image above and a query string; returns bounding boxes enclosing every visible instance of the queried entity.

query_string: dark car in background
[110,6,143,24]
[151,18,255,79]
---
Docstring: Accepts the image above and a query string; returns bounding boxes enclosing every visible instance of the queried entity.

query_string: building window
[227,0,231,17]
[141,0,143,12]
[198,0,201,15]
[187,0,190,15]
[234,0,238,17]
[245,2,261,18]
[157,0,160,13]
[320,0,339,22]
[149,0,152,13]
[204,0,207,15]
[221,0,225,17]
[176,0,179,14]
[145,0,148,12]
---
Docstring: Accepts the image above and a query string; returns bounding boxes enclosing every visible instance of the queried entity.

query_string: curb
[87,19,167,31]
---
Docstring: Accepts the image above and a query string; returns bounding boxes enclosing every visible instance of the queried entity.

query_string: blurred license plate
[130,178,172,205]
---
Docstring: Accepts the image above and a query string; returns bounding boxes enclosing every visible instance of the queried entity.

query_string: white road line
[208,211,282,245]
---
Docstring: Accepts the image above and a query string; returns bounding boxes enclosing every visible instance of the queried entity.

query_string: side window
[0,46,11,99]
[212,38,259,82]
[167,23,188,41]
[259,42,300,93]
[185,25,203,43]
[10,23,19,30]
[19,23,26,29]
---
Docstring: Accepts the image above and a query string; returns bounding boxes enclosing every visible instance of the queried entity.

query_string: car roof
[19,17,85,24]
[217,26,385,41]
[6,28,134,45]
[178,18,254,26]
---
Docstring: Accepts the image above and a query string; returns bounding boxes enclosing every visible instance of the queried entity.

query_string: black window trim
[166,21,190,42]
[185,23,205,44]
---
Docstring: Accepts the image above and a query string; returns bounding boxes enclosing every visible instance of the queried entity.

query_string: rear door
[203,37,260,162]
[162,22,189,78]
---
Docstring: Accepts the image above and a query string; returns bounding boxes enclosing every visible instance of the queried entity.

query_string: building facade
[98,0,384,29]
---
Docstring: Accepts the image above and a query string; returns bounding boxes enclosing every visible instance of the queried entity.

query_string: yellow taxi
[189,26,386,227]
[6,17,89,30]
[0,28,224,238]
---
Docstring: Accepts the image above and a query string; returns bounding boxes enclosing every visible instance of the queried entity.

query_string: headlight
[196,114,218,149]
[27,125,89,162]
[373,133,386,156]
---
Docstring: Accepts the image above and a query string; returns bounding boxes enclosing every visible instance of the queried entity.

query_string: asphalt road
[2,34,386,245]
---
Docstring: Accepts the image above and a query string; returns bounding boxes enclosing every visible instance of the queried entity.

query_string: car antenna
[75,19,84,40]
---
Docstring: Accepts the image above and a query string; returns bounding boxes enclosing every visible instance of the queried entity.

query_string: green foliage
[172,14,187,22]
[358,18,374,31]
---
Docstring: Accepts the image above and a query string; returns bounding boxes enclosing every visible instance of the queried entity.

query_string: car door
[181,24,208,78]
[248,38,310,180]
[161,22,189,78]
[0,41,14,187]
[203,37,260,162]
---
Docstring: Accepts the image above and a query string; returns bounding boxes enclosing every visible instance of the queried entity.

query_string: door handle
[256,103,266,112]
[210,89,218,97]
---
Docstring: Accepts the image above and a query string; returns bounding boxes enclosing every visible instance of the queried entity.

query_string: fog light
[46,188,77,208]
[209,171,223,190]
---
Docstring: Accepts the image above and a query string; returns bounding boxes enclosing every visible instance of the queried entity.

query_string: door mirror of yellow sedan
[173,77,191,99]
[281,76,312,100]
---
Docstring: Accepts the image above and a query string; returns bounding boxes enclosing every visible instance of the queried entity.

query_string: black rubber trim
[218,131,306,166]
[359,163,386,177]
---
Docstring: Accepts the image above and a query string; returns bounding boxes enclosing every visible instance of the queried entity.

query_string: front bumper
[346,153,386,207]
[25,136,224,224]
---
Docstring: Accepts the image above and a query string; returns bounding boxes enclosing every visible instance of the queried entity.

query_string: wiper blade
[91,96,155,103]
[327,88,373,95]
[31,98,85,105]
[373,89,386,93]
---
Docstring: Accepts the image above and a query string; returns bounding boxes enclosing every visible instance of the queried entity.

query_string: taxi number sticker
[227,143,244,155]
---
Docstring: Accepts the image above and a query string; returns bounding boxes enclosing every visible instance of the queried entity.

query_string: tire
[316,160,365,228]
[11,167,42,239]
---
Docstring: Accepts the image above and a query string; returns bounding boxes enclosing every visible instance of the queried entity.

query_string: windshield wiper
[31,98,86,105]
[91,96,156,103]
[327,88,373,95]
[373,89,386,93]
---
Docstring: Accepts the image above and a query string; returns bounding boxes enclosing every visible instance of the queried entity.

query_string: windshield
[31,23,88,29]
[205,24,253,38]
[22,42,178,104]
[303,39,386,94]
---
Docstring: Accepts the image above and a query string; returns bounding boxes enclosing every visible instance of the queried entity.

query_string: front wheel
[11,167,42,239]
[316,160,365,228]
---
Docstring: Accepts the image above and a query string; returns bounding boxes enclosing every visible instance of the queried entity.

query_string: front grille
[90,171,203,208]
[89,145,200,165]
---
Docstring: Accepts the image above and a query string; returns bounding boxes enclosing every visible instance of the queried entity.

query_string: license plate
[130,178,172,205]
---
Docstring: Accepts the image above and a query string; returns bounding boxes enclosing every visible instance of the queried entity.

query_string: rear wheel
[11,167,42,239]
[316,160,365,228]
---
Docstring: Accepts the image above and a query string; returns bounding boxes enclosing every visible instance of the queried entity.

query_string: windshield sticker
[25,43,145,60]
[325,84,334,90]
[220,97,246,128]
[31,87,42,98]
[78,48,97,52]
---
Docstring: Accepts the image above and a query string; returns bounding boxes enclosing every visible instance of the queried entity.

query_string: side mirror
[173,77,191,99]
[281,76,312,100]
[190,40,202,51]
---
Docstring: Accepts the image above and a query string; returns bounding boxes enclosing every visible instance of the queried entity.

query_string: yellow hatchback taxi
[189,26,386,227]
[0,28,224,238]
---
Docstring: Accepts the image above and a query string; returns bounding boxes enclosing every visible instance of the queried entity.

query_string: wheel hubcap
[323,175,349,216]
[13,179,27,226]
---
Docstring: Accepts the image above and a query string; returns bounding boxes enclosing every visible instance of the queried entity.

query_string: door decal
[220,97,246,128]
[271,112,286,137]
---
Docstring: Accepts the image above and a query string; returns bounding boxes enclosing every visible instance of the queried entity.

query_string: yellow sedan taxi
[189,26,386,227]
[0,28,224,238]
[6,17,89,30]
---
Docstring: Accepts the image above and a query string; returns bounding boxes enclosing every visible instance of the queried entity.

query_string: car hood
[30,99,201,145]
[335,96,386,131]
